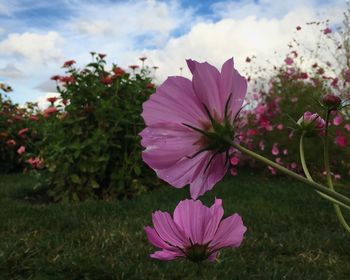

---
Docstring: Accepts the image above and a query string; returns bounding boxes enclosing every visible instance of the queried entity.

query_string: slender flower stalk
[229,140,350,208]
[299,132,350,211]
[323,110,350,233]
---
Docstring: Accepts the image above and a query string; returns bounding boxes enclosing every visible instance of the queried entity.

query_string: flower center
[185,244,209,262]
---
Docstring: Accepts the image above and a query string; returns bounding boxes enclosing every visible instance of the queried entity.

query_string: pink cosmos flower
[344,124,350,132]
[145,198,246,262]
[140,58,247,199]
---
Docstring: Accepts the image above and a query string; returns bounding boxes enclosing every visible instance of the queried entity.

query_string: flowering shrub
[0,85,41,173]
[234,23,350,180]
[33,54,158,201]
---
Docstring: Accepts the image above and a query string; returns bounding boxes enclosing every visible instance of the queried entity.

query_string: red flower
[129,65,139,70]
[139,56,147,62]
[113,67,125,77]
[44,107,58,118]
[6,139,16,146]
[296,26,301,31]
[146,83,155,89]
[98,53,106,59]
[62,99,69,105]
[47,97,58,103]
[101,76,113,85]
[30,115,39,121]
[245,57,251,63]
[18,128,29,138]
[62,60,76,68]
[59,76,76,84]
[299,72,308,79]
[27,157,44,169]
[51,75,61,81]
[323,27,332,34]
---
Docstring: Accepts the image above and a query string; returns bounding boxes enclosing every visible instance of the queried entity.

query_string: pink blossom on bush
[17,146,25,155]
[27,157,44,169]
[145,198,246,262]
[335,134,347,148]
[333,115,343,126]
[272,143,279,156]
[18,128,29,138]
[344,124,350,132]
[284,57,294,65]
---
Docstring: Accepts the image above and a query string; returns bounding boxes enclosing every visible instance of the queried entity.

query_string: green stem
[323,111,350,233]
[229,141,350,208]
[300,133,350,211]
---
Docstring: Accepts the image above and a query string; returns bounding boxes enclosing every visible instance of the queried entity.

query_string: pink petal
[152,211,190,248]
[203,198,224,243]
[140,124,199,170]
[144,226,172,250]
[207,252,218,262]
[220,57,247,118]
[190,152,227,199]
[191,61,222,118]
[155,152,208,188]
[150,249,184,261]
[173,199,210,244]
[141,76,206,127]
[209,214,247,252]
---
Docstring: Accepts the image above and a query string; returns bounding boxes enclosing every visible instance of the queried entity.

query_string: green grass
[1,172,350,280]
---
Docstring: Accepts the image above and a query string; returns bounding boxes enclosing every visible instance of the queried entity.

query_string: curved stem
[229,140,350,208]
[323,111,350,233]
[300,132,350,211]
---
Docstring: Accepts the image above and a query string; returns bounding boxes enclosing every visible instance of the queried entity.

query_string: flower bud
[297,111,325,136]
[322,94,341,111]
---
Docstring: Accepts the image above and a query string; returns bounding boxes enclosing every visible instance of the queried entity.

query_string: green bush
[34,54,158,201]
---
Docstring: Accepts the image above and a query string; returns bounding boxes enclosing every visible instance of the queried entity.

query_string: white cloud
[0,63,23,78]
[0,32,64,64]
[146,3,345,83]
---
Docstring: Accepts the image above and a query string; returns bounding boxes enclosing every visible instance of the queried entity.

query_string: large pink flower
[140,58,247,199]
[145,198,246,262]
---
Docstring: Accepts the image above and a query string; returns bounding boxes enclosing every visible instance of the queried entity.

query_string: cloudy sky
[0,0,346,106]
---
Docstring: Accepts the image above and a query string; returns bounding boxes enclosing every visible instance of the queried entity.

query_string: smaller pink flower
[284,57,294,65]
[276,124,284,130]
[27,157,44,169]
[344,124,350,132]
[230,156,239,166]
[334,174,341,180]
[271,143,279,156]
[17,146,25,155]
[333,115,343,126]
[268,166,276,175]
[230,167,238,176]
[283,149,288,155]
[323,27,332,34]
[259,140,265,151]
[145,198,246,262]
[335,135,347,148]
[290,162,297,169]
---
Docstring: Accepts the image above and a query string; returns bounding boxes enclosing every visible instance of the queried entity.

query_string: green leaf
[70,174,81,184]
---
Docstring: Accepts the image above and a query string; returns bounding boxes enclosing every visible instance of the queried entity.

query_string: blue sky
[0,0,346,106]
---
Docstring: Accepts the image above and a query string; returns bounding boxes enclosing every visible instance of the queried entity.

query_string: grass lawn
[1,172,350,280]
